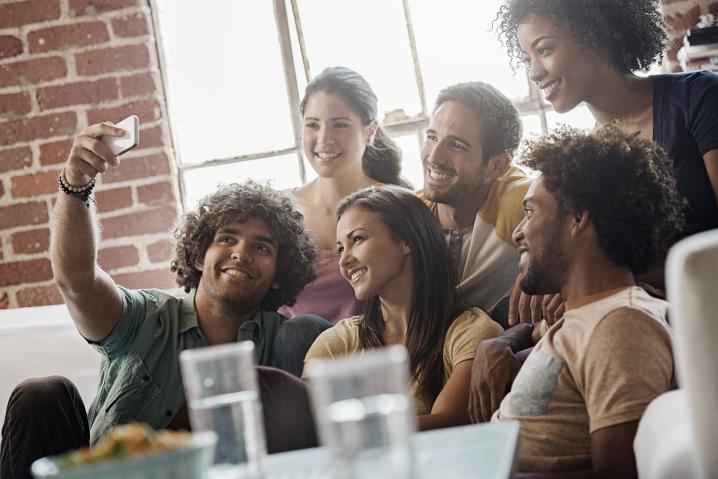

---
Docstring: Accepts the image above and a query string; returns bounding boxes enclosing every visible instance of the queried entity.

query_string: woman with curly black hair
[496,0,718,245]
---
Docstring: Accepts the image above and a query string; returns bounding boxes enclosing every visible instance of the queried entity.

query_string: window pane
[410,0,529,107]
[546,104,595,132]
[296,0,422,119]
[521,114,543,141]
[393,133,423,189]
[182,154,303,209]
[155,0,294,164]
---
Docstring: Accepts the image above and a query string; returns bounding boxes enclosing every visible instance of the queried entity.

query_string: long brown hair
[337,185,458,404]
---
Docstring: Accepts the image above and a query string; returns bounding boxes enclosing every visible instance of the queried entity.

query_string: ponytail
[363,128,412,188]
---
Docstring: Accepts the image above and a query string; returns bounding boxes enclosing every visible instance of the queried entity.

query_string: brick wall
[0,0,180,309]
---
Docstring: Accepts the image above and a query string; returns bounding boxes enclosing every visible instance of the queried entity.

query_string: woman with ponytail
[279,66,410,324]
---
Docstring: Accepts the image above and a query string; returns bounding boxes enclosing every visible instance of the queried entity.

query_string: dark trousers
[0,376,89,479]
[272,314,332,377]
[0,368,316,479]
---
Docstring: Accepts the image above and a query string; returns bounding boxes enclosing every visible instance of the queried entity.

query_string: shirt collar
[564,287,632,311]
[178,289,267,336]
[179,289,200,333]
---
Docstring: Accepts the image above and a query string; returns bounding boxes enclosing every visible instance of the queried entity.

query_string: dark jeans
[272,314,332,377]
[0,368,317,479]
[1,316,329,479]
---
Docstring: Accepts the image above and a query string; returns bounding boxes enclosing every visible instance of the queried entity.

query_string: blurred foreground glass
[305,345,415,479]
[180,342,266,479]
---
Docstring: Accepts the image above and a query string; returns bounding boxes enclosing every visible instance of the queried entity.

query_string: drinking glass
[180,341,266,478]
[305,345,415,479]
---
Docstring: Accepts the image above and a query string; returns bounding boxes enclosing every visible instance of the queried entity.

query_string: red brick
[16,284,64,307]
[86,98,161,125]
[28,21,109,54]
[101,206,178,239]
[119,72,155,97]
[101,152,170,183]
[0,0,60,29]
[111,12,148,38]
[75,44,149,76]
[0,57,67,89]
[0,201,48,229]
[11,228,50,255]
[664,6,700,33]
[0,92,31,118]
[711,3,718,16]
[0,112,76,146]
[0,258,52,287]
[0,36,23,59]
[137,125,163,150]
[39,139,72,166]
[0,146,33,173]
[112,267,175,290]
[147,239,173,263]
[98,244,139,270]
[37,77,119,111]
[138,180,174,206]
[95,185,132,213]
[69,0,138,16]
[11,169,61,198]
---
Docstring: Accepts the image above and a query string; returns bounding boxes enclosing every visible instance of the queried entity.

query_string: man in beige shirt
[471,124,685,477]
[417,81,532,315]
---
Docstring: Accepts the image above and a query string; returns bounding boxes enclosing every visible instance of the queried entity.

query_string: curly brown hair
[171,181,317,310]
[495,0,668,73]
[521,124,685,275]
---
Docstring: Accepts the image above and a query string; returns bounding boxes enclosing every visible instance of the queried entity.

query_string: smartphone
[102,115,139,156]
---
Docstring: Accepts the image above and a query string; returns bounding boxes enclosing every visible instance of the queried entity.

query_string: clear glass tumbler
[180,341,266,478]
[305,345,415,479]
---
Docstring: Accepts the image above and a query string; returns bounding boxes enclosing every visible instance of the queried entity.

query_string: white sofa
[634,229,718,479]
[0,303,101,445]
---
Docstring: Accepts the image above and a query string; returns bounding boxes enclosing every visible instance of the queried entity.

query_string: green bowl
[31,431,217,479]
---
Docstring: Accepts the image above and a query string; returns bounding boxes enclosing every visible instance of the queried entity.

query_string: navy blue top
[652,71,718,234]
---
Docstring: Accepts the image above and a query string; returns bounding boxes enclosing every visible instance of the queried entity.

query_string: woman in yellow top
[305,185,504,430]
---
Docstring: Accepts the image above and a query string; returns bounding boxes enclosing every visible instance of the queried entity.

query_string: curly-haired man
[1,123,330,479]
[469,125,684,477]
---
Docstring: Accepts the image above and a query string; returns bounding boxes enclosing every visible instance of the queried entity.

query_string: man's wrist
[500,324,534,353]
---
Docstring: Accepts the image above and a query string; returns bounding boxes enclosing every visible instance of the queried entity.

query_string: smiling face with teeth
[195,216,280,308]
[302,90,377,180]
[336,206,412,302]
[421,101,495,208]
[518,14,602,114]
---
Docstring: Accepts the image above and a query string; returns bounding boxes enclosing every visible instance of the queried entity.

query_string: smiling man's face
[421,100,492,206]
[195,215,279,308]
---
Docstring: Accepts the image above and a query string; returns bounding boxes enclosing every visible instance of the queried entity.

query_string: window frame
[152,0,553,210]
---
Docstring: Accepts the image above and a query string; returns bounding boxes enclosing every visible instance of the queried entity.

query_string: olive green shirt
[87,286,284,445]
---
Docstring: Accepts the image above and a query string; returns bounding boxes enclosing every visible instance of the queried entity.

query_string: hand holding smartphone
[101,115,139,156]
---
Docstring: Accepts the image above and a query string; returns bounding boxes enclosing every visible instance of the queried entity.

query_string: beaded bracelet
[58,169,96,207]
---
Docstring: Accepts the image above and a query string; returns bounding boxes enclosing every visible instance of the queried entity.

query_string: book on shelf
[681,55,718,72]
[677,41,718,62]
[685,25,718,46]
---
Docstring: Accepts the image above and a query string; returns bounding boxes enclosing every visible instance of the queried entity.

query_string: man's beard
[520,224,566,296]
[424,179,474,206]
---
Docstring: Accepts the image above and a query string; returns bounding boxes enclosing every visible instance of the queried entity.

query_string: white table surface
[258,421,519,479]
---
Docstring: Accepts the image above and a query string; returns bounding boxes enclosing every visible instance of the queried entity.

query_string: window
[153,0,595,209]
